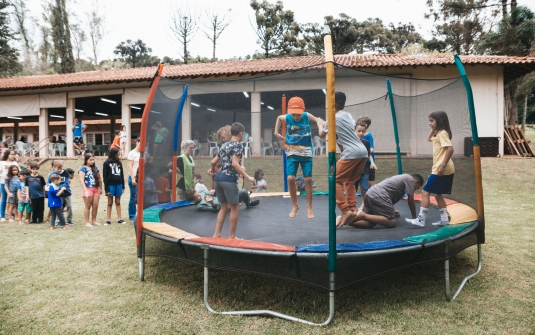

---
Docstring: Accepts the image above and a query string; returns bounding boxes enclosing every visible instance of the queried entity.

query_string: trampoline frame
[134,44,486,325]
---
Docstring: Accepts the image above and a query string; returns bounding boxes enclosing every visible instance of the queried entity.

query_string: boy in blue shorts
[209,122,255,239]
[47,160,72,226]
[27,163,46,224]
[274,96,325,219]
[17,170,32,224]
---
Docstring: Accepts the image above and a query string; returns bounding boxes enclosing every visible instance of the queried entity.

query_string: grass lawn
[1,154,534,334]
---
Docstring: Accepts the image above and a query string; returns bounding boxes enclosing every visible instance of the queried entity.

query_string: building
[1,54,534,158]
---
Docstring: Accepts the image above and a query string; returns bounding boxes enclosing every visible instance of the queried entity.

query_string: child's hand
[205,196,213,203]
[106,192,110,196]
[157,190,162,194]
[210,190,216,195]
[437,165,445,176]
[370,163,377,170]
[247,176,254,183]
[263,185,267,189]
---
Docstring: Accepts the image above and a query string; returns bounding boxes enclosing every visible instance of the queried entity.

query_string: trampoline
[134,50,485,326]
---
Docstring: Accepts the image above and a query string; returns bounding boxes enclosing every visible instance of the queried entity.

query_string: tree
[515,73,535,129]
[87,0,106,66]
[114,39,158,68]
[0,0,21,77]
[48,0,75,73]
[8,0,32,61]
[383,23,424,53]
[249,0,300,58]
[202,6,232,61]
[168,5,197,64]
[425,0,496,54]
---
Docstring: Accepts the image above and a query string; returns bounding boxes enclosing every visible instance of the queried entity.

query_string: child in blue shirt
[27,163,46,224]
[357,116,376,187]
[48,174,67,229]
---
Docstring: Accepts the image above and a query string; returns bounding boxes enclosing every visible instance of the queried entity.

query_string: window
[86,134,94,144]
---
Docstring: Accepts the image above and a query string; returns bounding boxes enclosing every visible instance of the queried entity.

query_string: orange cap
[287,96,305,114]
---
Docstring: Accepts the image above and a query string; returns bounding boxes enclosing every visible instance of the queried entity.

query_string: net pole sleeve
[324,34,337,273]
[453,55,485,230]
[172,155,177,202]
[282,95,288,192]
[386,79,403,174]
[173,85,189,152]
[137,63,164,250]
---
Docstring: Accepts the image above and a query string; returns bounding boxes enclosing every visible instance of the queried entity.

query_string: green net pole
[453,55,485,231]
[386,79,403,174]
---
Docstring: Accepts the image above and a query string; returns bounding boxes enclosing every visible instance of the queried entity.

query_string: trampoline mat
[159,195,444,246]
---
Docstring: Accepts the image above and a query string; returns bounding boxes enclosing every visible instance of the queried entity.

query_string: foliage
[87,0,106,66]
[113,39,159,68]
[478,6,535,56]
[48,0,75,73]
[249,0,302,58]
[0,0,21,77]
[425,0,497,54]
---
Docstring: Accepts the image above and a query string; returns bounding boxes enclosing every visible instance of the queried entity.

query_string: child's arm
[5,182,11,197]
[273,115,286,141]
[307,113,326,130]
[437,146,454,176]
[369,154,377,170]
[26,185,31,204]
[232,155,254,183]
[406,195,417,219]
[17,188,22,203]
[56,187,66,196]
[79,170,88,196]
[208,155,220,175]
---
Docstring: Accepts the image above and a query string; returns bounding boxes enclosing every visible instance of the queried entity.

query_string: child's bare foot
[85,223,93,228]
[306,206,314,220]
[336,215,343,227]
[289,205,299,218]
[18,221,24,225]
[355,210,365,220]
[340,210,353,226]
[92,222,101,226]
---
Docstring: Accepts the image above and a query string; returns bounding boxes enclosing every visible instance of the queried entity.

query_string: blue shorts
[108,184,123,197]
[287,155,312,177]
[355,173,370,192]
[423,174,454,195]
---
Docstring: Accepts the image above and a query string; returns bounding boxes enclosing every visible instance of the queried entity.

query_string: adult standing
[127,138,141,220]
[0,150,20,222]
[72,117,87,155]
[176,140,195,200]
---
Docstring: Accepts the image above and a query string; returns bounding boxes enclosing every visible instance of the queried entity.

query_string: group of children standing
[0,148,127,229]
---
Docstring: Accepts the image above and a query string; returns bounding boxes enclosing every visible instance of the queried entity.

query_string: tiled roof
[0,118,141,128]
[1,54,534,91]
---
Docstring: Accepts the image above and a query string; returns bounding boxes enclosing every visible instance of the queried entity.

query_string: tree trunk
[501,0,507,17]
[212,27,216,61]
[183,39,188,64]
[521,95,527,130]
[511,0,517,10]
[509,99,518,125]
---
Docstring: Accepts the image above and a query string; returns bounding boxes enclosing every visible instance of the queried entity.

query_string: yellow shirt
[431,130,455,175]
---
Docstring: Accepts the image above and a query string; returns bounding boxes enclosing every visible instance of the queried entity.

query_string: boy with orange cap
[274,96,325,219]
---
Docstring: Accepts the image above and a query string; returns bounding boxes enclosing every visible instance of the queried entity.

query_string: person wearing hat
[274,96,325,219]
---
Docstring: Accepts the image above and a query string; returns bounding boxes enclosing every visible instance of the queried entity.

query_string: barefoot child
[318,92,368,226]
[274,96,325,219]
[357,116,376,187]
[208,122,255,239]
[79,153,103,227]
[4,165,20,223]
[407,111,454,227]
[103,148,126,224]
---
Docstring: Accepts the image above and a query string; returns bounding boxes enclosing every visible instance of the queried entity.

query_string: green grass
[1,156,535,334]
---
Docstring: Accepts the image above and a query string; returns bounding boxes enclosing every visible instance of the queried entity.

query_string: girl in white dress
[252,169,267,193]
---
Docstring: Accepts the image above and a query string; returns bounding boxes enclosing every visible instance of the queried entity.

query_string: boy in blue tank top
[274,96,325,219]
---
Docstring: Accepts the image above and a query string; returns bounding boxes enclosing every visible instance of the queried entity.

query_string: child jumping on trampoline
[407,110,454,227]
[274,96,325,219]
[356,116,376,188]
[318,92,368,226]
[208,122,256,239]
[355,121,377,213]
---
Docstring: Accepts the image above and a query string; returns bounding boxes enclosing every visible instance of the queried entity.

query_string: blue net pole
[173,84,189,152]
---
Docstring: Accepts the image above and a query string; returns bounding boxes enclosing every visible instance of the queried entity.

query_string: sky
[19,0,535,62]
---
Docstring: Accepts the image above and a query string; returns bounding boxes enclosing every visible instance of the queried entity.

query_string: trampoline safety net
[137,64,480,290]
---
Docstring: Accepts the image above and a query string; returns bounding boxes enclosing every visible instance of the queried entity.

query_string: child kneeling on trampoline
[185,188,258,212]
[208,122,257,239]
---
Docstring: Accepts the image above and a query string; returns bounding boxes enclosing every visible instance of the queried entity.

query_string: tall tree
[8,0,32,58]
[425,0,496,54]
[249,0,300,58]
[383,22,424,53]
[87,0,106,66]
[479,6,535,125]
[114,39,158,68]
[48,0,74,73]
[202,6,232,61]
[168,5,197,64]
[0,0,21,77]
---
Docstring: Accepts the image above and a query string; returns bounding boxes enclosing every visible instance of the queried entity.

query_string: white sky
[19,0,535,62]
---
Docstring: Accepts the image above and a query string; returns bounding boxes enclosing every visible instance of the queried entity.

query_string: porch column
[39,108,48,158]
[121,95,131,151]
[181,95,192,144]
[251,92,261,156]
[66,98,75,157]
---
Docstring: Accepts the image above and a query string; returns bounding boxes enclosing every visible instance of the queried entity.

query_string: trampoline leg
[202,247,335,326]
[138,233,146,282]
[445,243,482,301]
